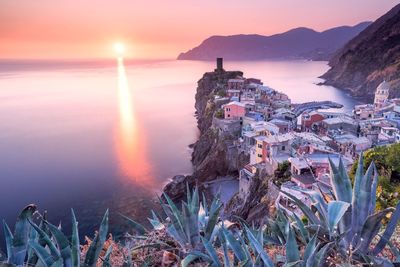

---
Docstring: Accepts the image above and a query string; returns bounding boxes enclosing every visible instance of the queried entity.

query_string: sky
[0,0,398,59]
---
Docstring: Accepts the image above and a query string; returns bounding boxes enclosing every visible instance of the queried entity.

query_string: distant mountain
[177,22,371,61]
[321,4,400,100]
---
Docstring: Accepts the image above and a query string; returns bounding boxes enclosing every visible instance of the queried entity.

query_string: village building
[301,111,326,132]
[378,127,400,144]
[223,101,246,120]
[269,119,291,133]
[353,104,375,120]
[228,78,245,91]
[374,80,390,109]
[318,116,358,136]
[330,134,372,158]
[226,89,240,102]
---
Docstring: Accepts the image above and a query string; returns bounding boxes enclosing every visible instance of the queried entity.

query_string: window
[258,144,262,148]
[227,114,230,117]
[282,146,285,151]
[258,154,262,158]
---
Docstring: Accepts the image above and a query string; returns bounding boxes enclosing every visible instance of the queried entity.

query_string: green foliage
[273,160,291,186]
[214,108,224,119]
[1,207,112,267]
[283,154,400,265]
[350,144,400,211]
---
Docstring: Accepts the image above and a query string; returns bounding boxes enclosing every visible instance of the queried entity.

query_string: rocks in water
[163,175,192,200]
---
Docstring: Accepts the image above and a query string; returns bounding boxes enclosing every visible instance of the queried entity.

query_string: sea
[0,58,359,242]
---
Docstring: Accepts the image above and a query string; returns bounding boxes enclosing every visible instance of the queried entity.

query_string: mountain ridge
[320,4,400,100]
[177,22,371,61]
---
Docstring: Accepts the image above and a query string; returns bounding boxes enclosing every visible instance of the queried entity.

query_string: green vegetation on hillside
[350,143,400,211]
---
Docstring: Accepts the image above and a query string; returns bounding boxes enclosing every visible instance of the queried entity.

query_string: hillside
[321,4,400,100]
[177,22,371,61]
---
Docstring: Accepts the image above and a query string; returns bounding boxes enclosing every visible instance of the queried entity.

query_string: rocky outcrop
[320,4,400,100]
[224,175,278,225]
[163,69,248,199]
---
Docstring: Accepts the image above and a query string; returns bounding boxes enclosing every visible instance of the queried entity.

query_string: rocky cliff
[163,69,249,199]
[320,4,400,100]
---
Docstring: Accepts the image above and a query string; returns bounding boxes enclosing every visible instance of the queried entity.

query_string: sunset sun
[113,42,125,56]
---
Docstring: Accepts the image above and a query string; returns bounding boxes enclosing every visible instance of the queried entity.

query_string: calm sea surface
[0,59,358,240]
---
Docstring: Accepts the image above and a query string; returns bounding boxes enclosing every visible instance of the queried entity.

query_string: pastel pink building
[224,101,246,120]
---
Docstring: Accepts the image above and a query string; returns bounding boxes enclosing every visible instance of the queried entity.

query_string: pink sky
[0,0,398,59]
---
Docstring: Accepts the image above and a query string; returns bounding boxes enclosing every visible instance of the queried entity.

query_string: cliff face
[177,22,371,61]
[164,70,249,198]
[321,4,400,100]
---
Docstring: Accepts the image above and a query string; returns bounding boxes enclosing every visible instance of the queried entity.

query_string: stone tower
[374,80,390,109]
[215,58,224,72]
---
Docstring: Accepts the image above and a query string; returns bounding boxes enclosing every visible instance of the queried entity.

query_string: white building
[374,81,390,109]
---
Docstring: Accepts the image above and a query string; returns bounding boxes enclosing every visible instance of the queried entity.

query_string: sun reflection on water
[115,57,154,187]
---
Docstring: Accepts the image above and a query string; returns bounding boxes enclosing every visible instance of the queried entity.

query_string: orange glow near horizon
[114,57,154,187]
[0,1,398,59]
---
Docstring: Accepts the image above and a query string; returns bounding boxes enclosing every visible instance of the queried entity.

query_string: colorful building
[223,101,246,120]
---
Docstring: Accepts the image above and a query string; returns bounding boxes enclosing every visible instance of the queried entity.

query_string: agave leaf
[101,245,113,267]
[120,214,147,235]
[28,220,61,258]
[181,254,202,267]
[201,236,222,267]
[44,221,72,267]
[50,258,64,267]
[358,208,394,253]
[182,251,212,266]
[166,224,186,248]
[327,201,350,235]
[27,225,38,264]
[161,193,186,240]
[292,213,309,244]
[236,233,252,262]
[71,209,80,267]
[285,223,300,266]
[303,232,318,263]
[351,155,370,240]
[198,203,206,226]
[219,231,231,267]
[190,187,200,214]
[148,210,165,230]
[306,242,333,267]
[280,190,320,225]
[202,192,209,215]
[369,162,379,215]
[83,209,109,267]
[186,183,192,206]
[372,202,400,255]
[28,240,55,267]
[11,204,37,265]
[284,261,303,267]
[182,202,200,249]
[244,226,274,267]
[329,158,352,203]
[222,226,247,262]
[204,199,222,241]
[2,221,13,263]
[386,240,400,262]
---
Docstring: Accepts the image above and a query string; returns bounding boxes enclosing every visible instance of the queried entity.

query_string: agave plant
[281,154,400,265]
[2,206,112,267]
[123,185,223,255]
